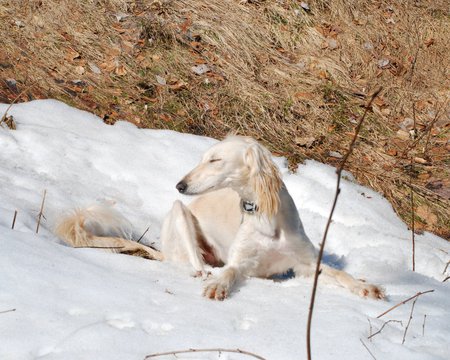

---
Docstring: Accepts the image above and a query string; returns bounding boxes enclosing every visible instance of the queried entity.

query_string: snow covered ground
[0,100,448,360]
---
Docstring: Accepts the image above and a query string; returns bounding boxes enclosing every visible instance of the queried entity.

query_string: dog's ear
[244,143,282,217]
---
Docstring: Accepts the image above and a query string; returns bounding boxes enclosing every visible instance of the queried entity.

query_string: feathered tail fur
[55,205,163,261]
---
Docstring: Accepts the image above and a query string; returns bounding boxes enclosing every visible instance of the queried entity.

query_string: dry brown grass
[1,0,449,237]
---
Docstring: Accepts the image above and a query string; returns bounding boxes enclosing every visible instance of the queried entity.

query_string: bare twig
[443,260,450,275]
[11,210,18,230]
[409,157,415,272]
[359,338,377,360]
[144,348,267,359]
[367,318,373,338]
[368,320,403,340]
[35,190,47,234]
[306,87,382,360]
[402,297,418,344]
[443,276,450,282]
[137,227,150,243]
[1,80,37,124]
[74,246,125,250]
[377,289,434,319]
[0,308,16,314]
[422,314,427,336]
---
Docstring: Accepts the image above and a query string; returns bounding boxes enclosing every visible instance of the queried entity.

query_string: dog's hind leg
[319,264,385,299]
[161,200,205,272]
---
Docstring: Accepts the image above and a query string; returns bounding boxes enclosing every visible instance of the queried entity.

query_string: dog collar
[241,199,258,214]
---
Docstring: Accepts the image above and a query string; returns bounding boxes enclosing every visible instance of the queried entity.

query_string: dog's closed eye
[209,158,222,163]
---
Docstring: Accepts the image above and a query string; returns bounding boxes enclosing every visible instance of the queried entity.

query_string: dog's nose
[176,181,187,193]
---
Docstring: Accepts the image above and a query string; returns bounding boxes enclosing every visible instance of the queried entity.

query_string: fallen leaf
[414,157,429,165]
[418,172,431,180]
[363,42,374,51]
[191,64,210,75]
[14,20,25,28]
[100,60,116,72]
[88,62,101,74]
[300,2,310,11]
[155,75,166,85]
[317,70,329,79]
[329,151,343,159]
[395,129,410,140]
[377,58,390,68]
[424,38,435,47]
[373,97,386,107]
[399,117,414,130]
[295,136,316,148]
[115,65,127,76]
[190,41,202,51]
[66,49,81,62]
[294,92,315,100]
[159,114,172,122]
[416,205,438,226]
[114,12,129,22]
[75,66,85,75]
[386,148,397,156]
[168,81,187,91]
[327,38,338,50]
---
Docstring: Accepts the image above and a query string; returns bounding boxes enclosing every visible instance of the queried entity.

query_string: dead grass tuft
[1,0,449,237]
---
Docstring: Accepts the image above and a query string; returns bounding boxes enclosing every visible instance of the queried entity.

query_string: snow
[0,100,449,360]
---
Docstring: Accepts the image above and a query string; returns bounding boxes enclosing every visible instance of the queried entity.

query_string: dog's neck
[233,185,259,215]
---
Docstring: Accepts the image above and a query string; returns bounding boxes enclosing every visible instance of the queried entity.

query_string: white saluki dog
[160,135,384,300]
[56,135,384,301]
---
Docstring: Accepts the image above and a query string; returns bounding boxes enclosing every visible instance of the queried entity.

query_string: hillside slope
[0,0,449,237]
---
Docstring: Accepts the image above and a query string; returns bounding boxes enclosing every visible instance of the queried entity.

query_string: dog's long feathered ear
[244,142,282,217]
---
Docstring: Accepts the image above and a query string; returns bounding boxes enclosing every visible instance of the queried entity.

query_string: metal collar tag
[241,199,258,214]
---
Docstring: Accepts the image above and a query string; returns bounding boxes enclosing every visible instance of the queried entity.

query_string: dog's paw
[203,280,229,301]
[354,283,386,300]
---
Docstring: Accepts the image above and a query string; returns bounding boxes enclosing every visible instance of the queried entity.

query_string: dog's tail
[55,205,164,261]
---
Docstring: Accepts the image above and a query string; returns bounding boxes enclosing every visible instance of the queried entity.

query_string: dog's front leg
[203,266,239,300]
[203,226,262,301]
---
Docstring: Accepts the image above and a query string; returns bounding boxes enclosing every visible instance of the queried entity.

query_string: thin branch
[359,338,377,360]
[11,210,18,230]
[409,157,415,272]
[144,348,267,360]
[443,260,450,275]
[367,320,403,340]
[402,297,418,344]
[0,308,16,314]
[35,190,47,234]
[137,227,150,243]
[443,276,450,282]
[74,246,125,250]
[377,289,434,319]
[422,314,427,336]
[367,318,373,338]
[306,87,382,360]
[1,80,38,123]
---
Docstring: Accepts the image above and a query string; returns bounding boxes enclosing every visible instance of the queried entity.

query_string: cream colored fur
[55,205,163,261]
[55,136,384,301]
[162,136,385,300]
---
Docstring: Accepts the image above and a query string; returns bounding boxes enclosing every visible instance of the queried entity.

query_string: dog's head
[176,136,282,216]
